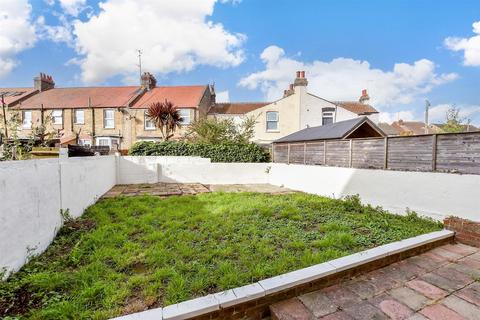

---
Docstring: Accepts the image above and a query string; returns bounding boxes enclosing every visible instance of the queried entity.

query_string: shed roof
[334,101,379,114]
[274,117,384,143]
[0,88,37,107]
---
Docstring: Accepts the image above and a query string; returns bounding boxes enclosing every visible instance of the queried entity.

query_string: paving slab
[323,284,362,308]
[420,304,466,320]
[455,283,480,307]
[343,301,388,320]
[406,279,448,300]
[389,287,431,311]
[441,295,480,320]
[298,291,338,318]
[270,298,313,320]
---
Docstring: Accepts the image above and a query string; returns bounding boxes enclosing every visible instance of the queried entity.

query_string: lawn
[0,192,442,319]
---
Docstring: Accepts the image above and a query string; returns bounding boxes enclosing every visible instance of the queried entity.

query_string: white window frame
[322,111,334,125]
[78,139,91,147]
[178,109,191,125]
[95,137,119,149]
[74,109,85,124]
[144,111,155,130]
[103,109,115,129]
[266,111,279,132]
[22,111,32,129]
[52,109,63,125]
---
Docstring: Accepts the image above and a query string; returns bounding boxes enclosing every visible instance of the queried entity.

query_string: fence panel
[436,132,480,174]
[273,131,480,175]
[273,144,288,163]
[326,140,350,167]
[352,138,385,169]
[289,143,305,164]
[305,142,325,165]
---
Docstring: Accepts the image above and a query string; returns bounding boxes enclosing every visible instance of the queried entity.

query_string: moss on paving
[0,192,442,319]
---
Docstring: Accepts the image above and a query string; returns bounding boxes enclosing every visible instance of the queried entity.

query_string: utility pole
[137,49,143,80]
[1,94,8,139]
[425,99,431,134]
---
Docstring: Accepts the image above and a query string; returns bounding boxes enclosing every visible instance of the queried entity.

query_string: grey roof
[275,117,382,143]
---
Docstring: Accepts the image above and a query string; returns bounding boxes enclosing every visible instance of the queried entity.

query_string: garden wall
[269,164,480,222]
[0,156,117,277]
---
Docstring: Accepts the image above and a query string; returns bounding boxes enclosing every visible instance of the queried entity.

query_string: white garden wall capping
[111,229,454,320]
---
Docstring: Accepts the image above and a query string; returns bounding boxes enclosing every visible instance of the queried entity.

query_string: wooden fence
[273,131,480,175]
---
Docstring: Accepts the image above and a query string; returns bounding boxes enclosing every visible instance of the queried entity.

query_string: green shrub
[129,141,270,163]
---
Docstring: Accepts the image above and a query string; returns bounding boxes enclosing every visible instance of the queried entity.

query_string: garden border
[112,229,454,320]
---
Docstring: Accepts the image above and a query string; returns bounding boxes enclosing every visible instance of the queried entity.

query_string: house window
[144,111,155,130]
[22,111,32,129]
[322,108,335,125]
[97,138,110,146]
[52,110,63,125]
[95,137,119,150]
[266,111,279,131]
[74,109,85,124]
[79,139,91,147]
[178,109,191,125]
[104,109,115,128]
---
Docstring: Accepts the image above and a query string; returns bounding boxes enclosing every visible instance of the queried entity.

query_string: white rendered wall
[269,163,480,221]
[0,156,117,277]
[118,156,211,184]
[159,162,270,184]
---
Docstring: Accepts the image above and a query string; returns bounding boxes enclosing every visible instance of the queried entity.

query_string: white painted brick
[258,262,336,295]
[213,289,238,308]
[111,308,163,320]
[231,283,265,305]
[162,294,219,320]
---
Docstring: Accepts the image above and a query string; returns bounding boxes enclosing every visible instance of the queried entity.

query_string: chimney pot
[289,84,294,90]
[300,71,305,78]
[296,71,301,78]
[34,72,55,92]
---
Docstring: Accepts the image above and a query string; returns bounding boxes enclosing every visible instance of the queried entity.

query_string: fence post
[303,142,307,165]
[323,140,327,165]
[383,136,389,170]
[349,139,353,168]
[432,134,437,171]
[287,143,291,164]
[271,144,275,163]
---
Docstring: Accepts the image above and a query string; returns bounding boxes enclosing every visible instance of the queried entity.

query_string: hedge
[129,141,270,163]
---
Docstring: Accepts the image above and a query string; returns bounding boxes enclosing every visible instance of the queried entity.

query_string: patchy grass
[0,192,442,319]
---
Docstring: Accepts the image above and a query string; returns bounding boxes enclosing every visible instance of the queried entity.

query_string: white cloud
[36,15,73,44]
[58,0,87,17]
[216,90,230,102]
[445,21,480,66]
[72,0,245,84]
[239,45,458,107]
[428,104,480,124]
[0,0,37,77]
[379,110,415,123]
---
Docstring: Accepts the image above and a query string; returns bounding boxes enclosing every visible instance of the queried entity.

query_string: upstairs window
[266,111,279,131]
[74,109,85,124]
[104,109,115,129]
[144,111,155,130]
[178,109,191,125]
[322,108,335,125]
[22,111,32,129]
[52,110,63,125]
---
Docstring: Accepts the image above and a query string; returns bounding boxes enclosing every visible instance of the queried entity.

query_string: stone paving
[102,183,292,199]
[271,243,480,320]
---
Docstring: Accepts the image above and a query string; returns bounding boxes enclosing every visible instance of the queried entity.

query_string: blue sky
[1,0,480,124]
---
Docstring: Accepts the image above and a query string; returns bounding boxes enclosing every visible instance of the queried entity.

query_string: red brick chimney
[359,89,370,104]
[294,70,308,87]
[141,72,157,91]
[34,73,55,92]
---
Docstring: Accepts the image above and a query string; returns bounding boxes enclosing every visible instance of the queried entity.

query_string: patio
[271,243,480,320]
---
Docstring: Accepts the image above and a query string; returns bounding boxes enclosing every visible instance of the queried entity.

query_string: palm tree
[146,100,183,140]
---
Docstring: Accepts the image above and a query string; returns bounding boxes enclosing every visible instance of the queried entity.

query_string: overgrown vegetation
[442,105,473,133]
[0,192,442,319]
[129,140,270,162]
[184,116,256,144]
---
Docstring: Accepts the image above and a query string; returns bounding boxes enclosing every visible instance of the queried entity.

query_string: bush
[129,141,270,163]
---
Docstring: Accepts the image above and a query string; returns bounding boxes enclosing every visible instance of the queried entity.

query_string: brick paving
[102,183,293,199]
[271,243,480,320]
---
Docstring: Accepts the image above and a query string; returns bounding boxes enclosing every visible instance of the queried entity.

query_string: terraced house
[1,71,379,150]
[1,73,215,152]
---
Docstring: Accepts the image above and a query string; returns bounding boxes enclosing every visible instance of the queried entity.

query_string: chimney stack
[141,72,157,91]
[34,73,55,92]
[294,70,308,87]
[359,89,370,104]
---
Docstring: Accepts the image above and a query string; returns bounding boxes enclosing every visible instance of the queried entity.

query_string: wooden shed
[272,117,385,165]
